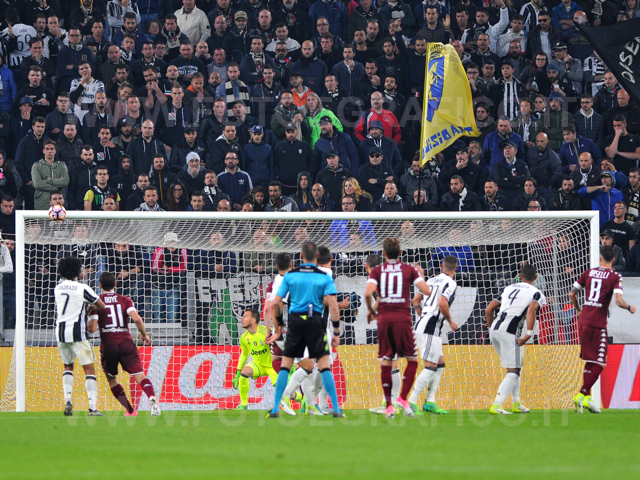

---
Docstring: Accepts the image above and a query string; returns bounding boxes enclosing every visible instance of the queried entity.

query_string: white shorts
[58,340,95,366]
[490,330,523,369]
[295,347,334,366]
[417,333,443,364]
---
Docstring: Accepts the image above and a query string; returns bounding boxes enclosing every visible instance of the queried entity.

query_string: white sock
[512,374,521,403]
[284,367,310,399]
[62,371,74,403]
[391,368,401,401]
[408,367,436,404]
[314,372,327,409]
[494,372,518,406]
[85,375,98,411]
[301,374,316,405]
[425,364,445,403]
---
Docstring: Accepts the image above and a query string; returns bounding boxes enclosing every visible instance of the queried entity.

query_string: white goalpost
[2,210,600,413]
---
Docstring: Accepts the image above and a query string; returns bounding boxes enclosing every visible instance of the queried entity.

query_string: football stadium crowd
[2,0,640,336]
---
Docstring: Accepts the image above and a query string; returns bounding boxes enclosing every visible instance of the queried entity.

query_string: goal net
[2,211,598,412]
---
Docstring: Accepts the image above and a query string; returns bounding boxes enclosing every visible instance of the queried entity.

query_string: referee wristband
[526,330,533,336]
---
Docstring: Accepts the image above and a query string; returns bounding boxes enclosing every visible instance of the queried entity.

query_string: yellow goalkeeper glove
[232,370,241,389]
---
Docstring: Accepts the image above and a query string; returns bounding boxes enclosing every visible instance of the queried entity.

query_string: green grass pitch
[1,410,639,479]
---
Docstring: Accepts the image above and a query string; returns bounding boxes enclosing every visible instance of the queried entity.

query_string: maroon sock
[400,361,418,401]
[140,378,156,399]
[381,365,392,407]
[272,359,281,373]
[110,384,134,414]
[580,362,604,396]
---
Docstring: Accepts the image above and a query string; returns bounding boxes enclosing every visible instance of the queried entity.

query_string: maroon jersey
[573,267,623,329]
[96,293,136,345]
[367,260,423,324]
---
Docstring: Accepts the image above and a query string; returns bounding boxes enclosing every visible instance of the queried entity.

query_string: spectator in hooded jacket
[289,171,313,211]
[149,154,179,206]
[241,125,273,187]
[315,150,352,210]
[579,169,624,226]
[313,115,360,175]
[559,125,602,174]
[372,180,408,211]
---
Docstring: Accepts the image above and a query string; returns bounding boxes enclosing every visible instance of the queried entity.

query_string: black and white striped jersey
[55,280,100,343]
[491,282,546,335]
[416,273,457,337]
[0,24,38,68]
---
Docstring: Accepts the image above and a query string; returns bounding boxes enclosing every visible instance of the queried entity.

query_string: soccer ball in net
[48,205,66,222]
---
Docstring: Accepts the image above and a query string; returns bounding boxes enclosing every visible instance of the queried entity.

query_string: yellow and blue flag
[420,43,480,167]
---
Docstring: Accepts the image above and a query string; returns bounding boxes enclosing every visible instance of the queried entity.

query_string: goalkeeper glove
[232,370,241,389]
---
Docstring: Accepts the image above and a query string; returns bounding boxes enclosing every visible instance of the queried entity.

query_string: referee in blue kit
[266,241,344,418]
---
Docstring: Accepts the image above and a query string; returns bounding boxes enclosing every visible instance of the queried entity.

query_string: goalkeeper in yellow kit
[232,309,294,414]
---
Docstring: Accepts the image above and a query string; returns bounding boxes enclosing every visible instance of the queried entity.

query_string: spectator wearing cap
[357,119,404,177]
[316,149,352,211]
[13,66,55,119]
[601,200,636,256]
[239,35,276,86]
[440,146,486,197]
[600,229,626,271]
[178,152,207,195]
[170,123,206,174]
[11,97,36,145]
[353,91,402,144]
[227,100,259,146]
[543,91,575,152]
[552,41,583,96]
[493,140,531,202]
[224,11,258,64]
[552,0,583,31]
[313,114,360,175]
[241,125,273,188]
[112,117,137,152]
[271,90,311,144]
[481,115,525,172]
[533,61,577,99]
[357,145,396,201]
[579,169,624,226]
[274,123,314,195]
[490,60,528,121]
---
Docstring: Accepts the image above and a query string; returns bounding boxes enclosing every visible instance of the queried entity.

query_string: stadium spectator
[493,141,531,202]
[226,100,258,146]
[241,125,273,188]
[543,92,575,152]
[45,93,81,141]
[164,181,190,211]
[482,116,525,171]
[274,123,313,195]
[134,185,164,211]
[289,172,313,212]
[604,89,640,137]
[332,44,366,97]
[271,91,310,144]
[330,195,376,248]
[56,124,84,168]
[313,115,359,175]
[440,175,482,211]
[14,66,55,119]
[575,94,605,148]
[264,181,298,212]
[304,183,335,212]
[357,146,396,201]
[239,36,275,86]
[199,170,230,211]
[480,179,511,211]
[56,222,99,286]
[151,232,187,323]
[0,195,16,239]
[354,91,401,144]
[84,164,120,211]
[110,154,136,207]
[525,132,562,201]
[217,152,252,209]
[399,159,438,207]
[372,180,407,212]
[559,125,602,174]
[178,152,206,196]
[32,139,70,210]
[599,229,626,271]
[215,63,251,117]
[305,92,342,149]
[579,170,624,226]
[512,177,549,211]
[149,155,178,206]
[357,120,403,177]
[600,159,629,190]
[315,150,352,210]
[511,99,541,150]
[58,26,96,92]
[601,201,636,256]
[208,123,242,173]
[604,114,640,176]
[549,177,582,211]
[126,174,150,211]
[593,72,620,117]
[289,41,327,95]
[439,146,485,198]
[342,177,373,212]
[127,120,167,176]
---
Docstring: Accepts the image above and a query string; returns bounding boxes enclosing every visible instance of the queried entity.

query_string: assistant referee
[266,241,344,418]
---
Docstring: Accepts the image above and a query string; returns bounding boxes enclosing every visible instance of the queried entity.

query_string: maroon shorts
[100,339,145,377]
[377,321,418,360]
[580,324,608,366]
